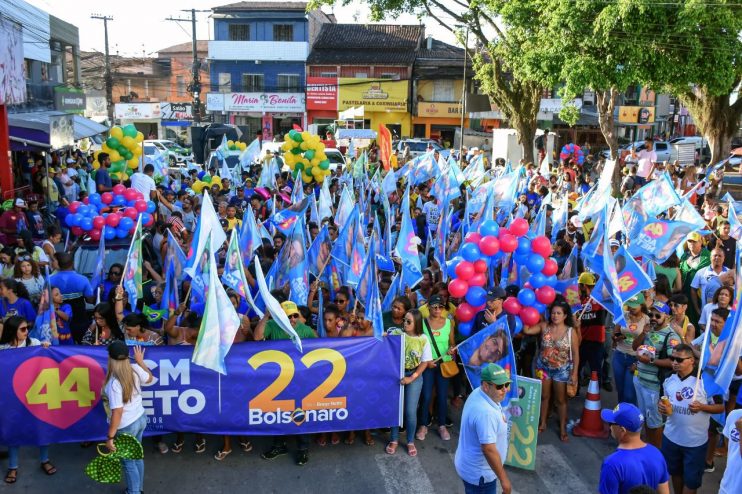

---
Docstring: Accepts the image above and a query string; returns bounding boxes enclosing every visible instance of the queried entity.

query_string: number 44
[26,368,96,410]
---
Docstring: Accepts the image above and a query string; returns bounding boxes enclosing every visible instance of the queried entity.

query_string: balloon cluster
[191,171,222,195]
[559,143,584,165]
[226,140,247,152]
[447,217,559,336]
[94,125,144,181]
[64,184,156,241]
[281,130,332,184]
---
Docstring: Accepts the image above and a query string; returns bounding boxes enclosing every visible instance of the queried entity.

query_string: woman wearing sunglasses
[386,309,432,457]
[0,316,55,483]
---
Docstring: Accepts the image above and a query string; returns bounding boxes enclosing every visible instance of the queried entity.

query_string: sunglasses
[18,326,28,332]
[670,356,692,363]
[403,318,414,324]
[492,382,510,390]
[288,314,300,320]
[649,313,664,320]
[430,304,443,309]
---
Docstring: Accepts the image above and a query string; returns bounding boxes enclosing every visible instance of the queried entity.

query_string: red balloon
[134,192,145,201]
[503,297,522,315]
[536,286,556,305]
[101,192,113,205]
[456,303,477,322]
[542,258,558,277]
[531,236,552,257]
[519,306,541,326]
[455,261,475,280]
[465,232,482,245]
[499,234,518,253]
[68,201,81,213]
[448,278,469,298]
[509,217,529,237]
[89,229,101,241]
[105,213,121,227]
[123,207,138,220]
[134,200,148,213]
[124,189,138,202]
[92,216,106,230]
[82,198,90,205]
[468,273,487,287]
[479,235,500,256]
[70,226,83,237]
[112,184,126,196]
[473,259,488,273]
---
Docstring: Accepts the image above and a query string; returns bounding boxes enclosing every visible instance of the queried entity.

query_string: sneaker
[261,445,288,460]
[602,382,613,392]
[416,426,428,441]
[445,417,454,428]
[704,461,715,473]
[156,442,169,454]
[295,450,309,466]
[439,426,451,441]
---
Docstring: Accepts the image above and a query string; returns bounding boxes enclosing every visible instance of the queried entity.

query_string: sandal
[385,441,398,455]
[344,432,355,445]
[195,439,206,454]
[214,449,232,461]
[239,440,253,452]
[316,434,327,447]
[330,432,341,445]
[171,441,184,454]
[560,431,569,443]
[4,469,16,484]
[364,431,375,446]
[40,461,57,475]
[407,443,417,457]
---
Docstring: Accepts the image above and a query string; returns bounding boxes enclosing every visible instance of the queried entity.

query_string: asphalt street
[2,391,726,494]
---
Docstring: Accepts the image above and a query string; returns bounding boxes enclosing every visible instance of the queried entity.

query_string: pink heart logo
[12,355,105,430]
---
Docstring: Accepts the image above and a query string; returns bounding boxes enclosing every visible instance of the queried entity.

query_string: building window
[320,71,337,78]
[277,74,300,92]
[228,24,250,41]
[379,73,397,80]
[273,24,293,42]
[242,74,264,92]
[176,76,186,96]
[354,72,368,78]
[432,80,455,101]
[218,72,231,93]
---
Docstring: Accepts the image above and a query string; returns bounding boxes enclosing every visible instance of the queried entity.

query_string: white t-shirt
[691,266,728,306]
[104,363,149,429]
[454,387,509,485]
[721,409,742,494]
[662,373,715,447]
[130,172,157,199]
[636,149,657,178]
[422,201,440,231]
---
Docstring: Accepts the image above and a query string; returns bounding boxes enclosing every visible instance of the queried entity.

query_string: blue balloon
[80,217,94,231]
[113,195,126,206]
[197,171,206,180]
[516,237,531,255]
[119,216,134,231]
[104,225,116,240]
[458,320,474,338]
[514,252,529,266]
[65,214,78,227]
[126,199,136,207]
[490,251,503,263]
[533,302,547,314]
[141,212,152,225]
[146,201,156,214]
[465,286,487,307]
[530,272,547,288]
[115,227,129,238]
[526,254,545,273]
[517,288,536,307]
[77,205,88,216]
[545,274,557,287]
[479,220,499,238]
[461,242,481,262]
[89,193,101,204]
[446,260,459,279]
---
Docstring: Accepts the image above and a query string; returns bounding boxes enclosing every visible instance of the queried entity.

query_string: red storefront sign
[306,77,338,111]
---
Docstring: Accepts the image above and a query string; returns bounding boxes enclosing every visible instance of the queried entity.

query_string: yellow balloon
[211,175,222,186]
[101,144,111,154]
[110,127,124,140]
[132,145,142,156]
[239,142,246,150]
[109,151,121,162]
[301,131,310,142]
[310,158,320,166]
[302,173,313,184]
[211,182,222,191]
[283,133,292,142]
[324,169,331,177]
[316,153,327,162]
[121,136,136,149]
[192,181,205,194]
[317,143,326,153]
[281,142,292,152]
[93,161,100,170]
[127,157,139,169]
[227,140,234,148]
[299,142,309,151]
[135,131,144,143]
[283,153,295,166]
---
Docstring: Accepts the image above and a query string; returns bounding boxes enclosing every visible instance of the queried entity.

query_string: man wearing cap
[471,287,507,335]
[599,402,670,494]
[254,301,316,466]
[690,247,728,319]
[0,199,29,244]
[632,301,681,448]
[229,185,250,214]
[454,363,512,494]
[576,272,611,391]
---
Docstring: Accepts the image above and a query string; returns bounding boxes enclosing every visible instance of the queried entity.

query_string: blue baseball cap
[600,403,644,432]
[652,301,671,315]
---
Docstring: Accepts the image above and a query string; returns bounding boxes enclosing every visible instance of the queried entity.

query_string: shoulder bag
[424,319,459,378]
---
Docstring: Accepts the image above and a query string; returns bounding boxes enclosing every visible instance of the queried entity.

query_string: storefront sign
[0,16,25,105]
[114,103,162,120]
[539,98,582,113]
[224,92,305,113]
[206,93,225,112]
[417,102,462,118]
[160,102,193,121]
[49,114,74,149]
[85,96,108,119]
[338,78,408,113]
[617,106,656,124]
[307,77,338,111]
[54,89,86,112]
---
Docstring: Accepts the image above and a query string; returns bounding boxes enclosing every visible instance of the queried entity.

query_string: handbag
[424,319,459,378]
[84,433,143,484]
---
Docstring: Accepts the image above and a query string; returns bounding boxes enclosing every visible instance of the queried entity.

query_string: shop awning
[161,120,192,127]
[8,111,109,150]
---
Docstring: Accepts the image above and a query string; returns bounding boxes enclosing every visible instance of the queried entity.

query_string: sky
[25,0,460,56]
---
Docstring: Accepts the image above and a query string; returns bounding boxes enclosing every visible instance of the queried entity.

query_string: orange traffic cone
[572,371,609,439]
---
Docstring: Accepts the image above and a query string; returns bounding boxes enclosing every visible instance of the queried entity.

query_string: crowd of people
[1,134,740,494]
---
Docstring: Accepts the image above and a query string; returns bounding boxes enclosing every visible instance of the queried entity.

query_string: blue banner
[0,338,403,446]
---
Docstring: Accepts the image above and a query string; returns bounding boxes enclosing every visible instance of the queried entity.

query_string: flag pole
[692,318,713,400]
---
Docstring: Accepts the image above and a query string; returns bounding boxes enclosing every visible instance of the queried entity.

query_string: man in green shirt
[254,301,315,466]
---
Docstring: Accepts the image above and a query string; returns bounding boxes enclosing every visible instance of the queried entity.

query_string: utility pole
[166,9,210,124]
[91,14,114,122]
[458,27,469,163]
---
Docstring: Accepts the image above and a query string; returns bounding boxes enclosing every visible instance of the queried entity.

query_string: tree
[309,0,545,163]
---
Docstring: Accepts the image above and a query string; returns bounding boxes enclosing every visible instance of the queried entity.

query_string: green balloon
[202,175,212,184]
[318,159,330,170]
[117,145,128,155]
[123,151,133,160]
[305,165,313,176]
[289,129,303,143]
[295,162,304,171]
[126,168,134,176]
[304,149,315,161]
[292,168,301,179]
[106,137,120,149]
[291,147,303,155]
[110,161,125,173]
[123,124,138,138]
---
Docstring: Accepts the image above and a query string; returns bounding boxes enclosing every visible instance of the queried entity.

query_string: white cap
[66,158,75,164]
[14,198,27,208]
[570,215,583,228]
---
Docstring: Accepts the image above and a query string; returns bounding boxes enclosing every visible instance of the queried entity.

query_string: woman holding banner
[522,299,579,442]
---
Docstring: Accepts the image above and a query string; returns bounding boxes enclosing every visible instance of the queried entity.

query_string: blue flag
[306,224,333,278]
[239,204,263,266]
[382,272,401,312]
[268,196,310,236]
[628,218,699,264]
[395,186,423,290]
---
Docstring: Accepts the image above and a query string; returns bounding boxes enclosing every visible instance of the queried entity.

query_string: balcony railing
[208,40,308,62]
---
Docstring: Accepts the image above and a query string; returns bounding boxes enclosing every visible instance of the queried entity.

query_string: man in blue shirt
[599,402,670,494]
[95,152,113,193]
[50,253,95,342]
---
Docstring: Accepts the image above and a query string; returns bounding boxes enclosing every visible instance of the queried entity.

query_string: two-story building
[206,1,332,140]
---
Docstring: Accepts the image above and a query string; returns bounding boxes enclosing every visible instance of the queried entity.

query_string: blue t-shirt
[0,297,37,322]
[49,271,94,300]
[599,445,669,494]
[95,168,112,190]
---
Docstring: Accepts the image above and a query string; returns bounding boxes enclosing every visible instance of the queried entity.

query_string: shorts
[535,356,573,383]
[661,436,707,490]
[633,376,663,429]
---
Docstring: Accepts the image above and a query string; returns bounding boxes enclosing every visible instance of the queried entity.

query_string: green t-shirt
[636,326,682,390]
[424,318,452,363]
[264,320,317,341]
[382,311,404,335]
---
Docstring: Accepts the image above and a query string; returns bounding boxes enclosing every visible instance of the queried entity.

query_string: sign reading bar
[0,338,403,446]
[417,102,462,118]
[338,78,408,113]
